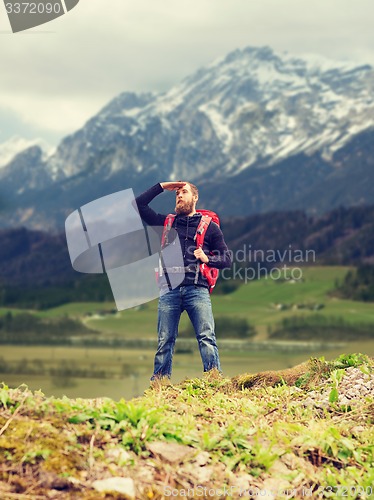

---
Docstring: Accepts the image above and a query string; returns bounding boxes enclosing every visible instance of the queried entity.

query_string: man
[135,181,232,381]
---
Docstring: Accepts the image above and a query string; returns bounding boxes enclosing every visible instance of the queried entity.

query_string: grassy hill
[0,354,373,499]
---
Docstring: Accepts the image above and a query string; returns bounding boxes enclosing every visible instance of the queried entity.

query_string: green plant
[328,369,344,403]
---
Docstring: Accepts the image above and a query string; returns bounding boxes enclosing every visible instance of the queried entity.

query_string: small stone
[106,447,132,464]
[46,492,61,498]
[193,451,210,466]
[343,392,354,399]
[268,459,291,476]
[280,453,315,476]
[290,386,303,392]
[262,476,290,500]
[195,465,214,483]
[91,477,135,499]
[339,398,350,405]
[303,397,314,406]
[39,471,72,490]
[231,473,253,491]
[147,441,193,463]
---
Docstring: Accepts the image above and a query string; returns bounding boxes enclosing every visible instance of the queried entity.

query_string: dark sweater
[135,183,232,288]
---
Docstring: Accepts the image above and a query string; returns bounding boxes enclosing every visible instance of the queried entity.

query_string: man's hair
[178,181,199,198]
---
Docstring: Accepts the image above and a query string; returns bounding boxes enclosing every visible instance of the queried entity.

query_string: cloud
[0,0,373,144]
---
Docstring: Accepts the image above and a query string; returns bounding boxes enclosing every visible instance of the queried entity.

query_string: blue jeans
[152,285,221,379]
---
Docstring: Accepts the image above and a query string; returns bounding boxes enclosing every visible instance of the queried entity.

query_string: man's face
[175,184,197,215]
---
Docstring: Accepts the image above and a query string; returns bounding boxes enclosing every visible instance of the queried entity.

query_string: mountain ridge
[1,45,374,229]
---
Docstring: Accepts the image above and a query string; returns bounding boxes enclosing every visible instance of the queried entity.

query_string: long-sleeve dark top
[135,183,232,288]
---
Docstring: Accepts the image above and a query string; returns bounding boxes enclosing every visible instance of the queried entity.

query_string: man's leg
[152,287,182,380]
[183,286,221,372]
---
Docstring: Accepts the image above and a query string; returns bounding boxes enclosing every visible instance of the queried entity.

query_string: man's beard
[175,199,195,215]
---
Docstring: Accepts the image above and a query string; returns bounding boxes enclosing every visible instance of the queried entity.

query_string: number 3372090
[316,485,373,497]
[5,2,62,14]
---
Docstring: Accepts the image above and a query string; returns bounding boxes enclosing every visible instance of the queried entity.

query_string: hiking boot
[149,376,172,390]
[203,367,224,382]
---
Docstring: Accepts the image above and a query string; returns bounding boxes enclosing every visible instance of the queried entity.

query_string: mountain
[0,227,72,286]
[1,46,374,229]
[198,127,374,216]
[224,203,374,266]
[0,136,53,169]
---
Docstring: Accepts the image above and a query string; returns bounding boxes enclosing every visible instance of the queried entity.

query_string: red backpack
[161,209,220,293]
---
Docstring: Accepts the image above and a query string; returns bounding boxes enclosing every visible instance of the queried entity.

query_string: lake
[1,340,373,400]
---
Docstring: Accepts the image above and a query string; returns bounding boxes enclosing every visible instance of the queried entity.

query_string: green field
[32,265,373,339]
[1,265,373,340]
[1,266,373,399]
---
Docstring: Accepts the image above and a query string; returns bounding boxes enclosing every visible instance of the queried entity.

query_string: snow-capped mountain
[0,136,53,169]
[42,46,374,184]
[130,46,374,177]
[1,45,374,229]
[0,145,55,196]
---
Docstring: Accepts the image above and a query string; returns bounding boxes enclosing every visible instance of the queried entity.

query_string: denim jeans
[151,285,221,379]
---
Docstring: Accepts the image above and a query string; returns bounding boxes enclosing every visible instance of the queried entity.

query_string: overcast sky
[1,0,373,146]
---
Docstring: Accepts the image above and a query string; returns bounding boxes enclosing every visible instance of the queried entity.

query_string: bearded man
[135,181,232,381]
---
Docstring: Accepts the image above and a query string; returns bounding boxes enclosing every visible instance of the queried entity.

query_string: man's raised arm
[160,181,186,191]
[134,182,186,226]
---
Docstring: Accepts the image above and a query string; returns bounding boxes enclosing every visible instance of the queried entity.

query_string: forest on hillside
[0,203,373,308]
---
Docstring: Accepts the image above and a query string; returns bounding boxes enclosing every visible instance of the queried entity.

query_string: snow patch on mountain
[0,136,53,168]
[198,103,233,152]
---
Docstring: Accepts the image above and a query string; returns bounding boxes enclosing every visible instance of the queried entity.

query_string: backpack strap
[159,213,176,291]
[194,215,212,284]
[161,213,176,248]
